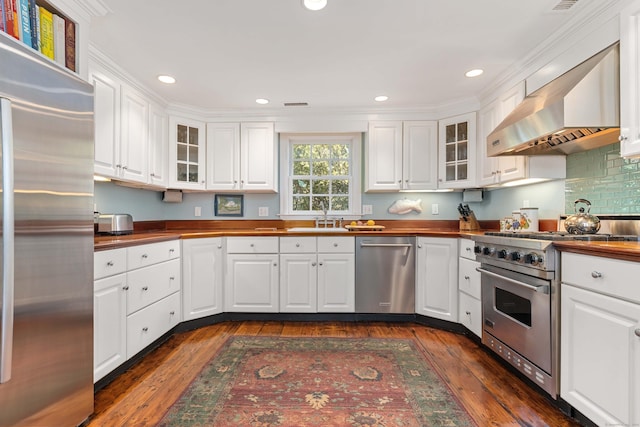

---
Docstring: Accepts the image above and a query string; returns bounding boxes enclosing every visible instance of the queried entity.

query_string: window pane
[332,160,349,175]
[293,161,310,175]
[189,165,199,182]
[333,179,349,194]
[189,146,199,163]
[446,144,456,162]
[188,127,199,145]
[446,124,456,143]
[457,122,468,140]
[332,144,349,159]
[177,125,187,143]
[312,144,330,159]
[457,163,468,180]
[312,196,330,211]
[312,160,330,176]
[293,196,310,211]
[293,144,311,159]
[177,144,187,161]
[331,196,349,211]
[458,141,468,161]
[292,179,310,195]
[177,163,187,182]
[446,165,456,181]
[312,179,329,195]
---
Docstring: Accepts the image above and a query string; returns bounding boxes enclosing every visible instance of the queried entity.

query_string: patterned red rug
[158,336,476,426]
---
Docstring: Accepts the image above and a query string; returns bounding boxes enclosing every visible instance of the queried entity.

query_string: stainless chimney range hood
[487,43,620,156]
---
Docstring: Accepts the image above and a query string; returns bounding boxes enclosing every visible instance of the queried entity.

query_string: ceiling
[89,0,594,113]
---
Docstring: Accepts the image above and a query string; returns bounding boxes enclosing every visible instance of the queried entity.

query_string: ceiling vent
[284,102,309,107]
[551,0,579,12]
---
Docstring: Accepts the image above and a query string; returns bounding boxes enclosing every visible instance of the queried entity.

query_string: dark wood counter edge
[553,241,640,263]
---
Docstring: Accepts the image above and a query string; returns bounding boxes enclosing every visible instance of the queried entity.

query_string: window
[280,133,361,218]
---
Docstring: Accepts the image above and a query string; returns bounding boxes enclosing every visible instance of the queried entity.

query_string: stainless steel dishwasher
[355,236,416,313]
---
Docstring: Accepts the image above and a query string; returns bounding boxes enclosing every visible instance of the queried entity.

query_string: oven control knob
[510,251,522,262]
[497,249,508,259]
[482,246,495,256]
[474,245,482,254]
[525,253,544,265]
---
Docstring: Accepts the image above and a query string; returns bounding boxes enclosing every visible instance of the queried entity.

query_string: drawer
[458,257,481,299]
[562,252,640,303]
[94,248,127,279]
[280,236,317,253]
[126,259,181,314]
[128,240,180,270]
[226,236,279,254]
[127,291,181,359]
[459,238,477,261]
[458,292,482,338]
[318,236,354,253]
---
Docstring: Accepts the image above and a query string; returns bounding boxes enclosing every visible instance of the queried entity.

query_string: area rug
[158,336,476,426]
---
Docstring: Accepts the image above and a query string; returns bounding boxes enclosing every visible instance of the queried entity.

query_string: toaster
[97,214,134,235]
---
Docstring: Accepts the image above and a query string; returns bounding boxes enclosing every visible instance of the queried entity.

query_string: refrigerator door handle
[0,97,15,384]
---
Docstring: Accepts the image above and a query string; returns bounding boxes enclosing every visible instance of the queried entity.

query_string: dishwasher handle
[359,243,413,248]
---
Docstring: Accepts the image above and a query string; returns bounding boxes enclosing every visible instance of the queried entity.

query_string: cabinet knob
[333,243,338,247]
[296,243,300,247]
[465,247,471,252]
[591,271,602,278]
[312,262,317,267]
[398,180,402,183]
[619,134,628,142]
[273,263,278,267]
[142,254,148,259]
[635,329,640,337]
[122,166,128,170]
[319,262,324,266]
[217,245,222,249]
[142,286,148,291]
[464,275,470,280]
[170,311,175,316]
[106,261,114,267]
[150,173,156,177]
[466,311,471,316]
[142,327,149,332]
[169,248,175,253]
[170,276,175,280]
[418,244,422,249]
[250,243,255,247]
[122,285,129,291]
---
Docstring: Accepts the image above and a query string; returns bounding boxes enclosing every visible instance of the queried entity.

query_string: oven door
[479,264,552,373]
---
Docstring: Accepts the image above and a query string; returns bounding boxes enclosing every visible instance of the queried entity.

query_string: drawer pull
[250,243,255,247]
[465,247,471,252]
[273,263,278,267]
[169,248,175,253]
[142,286,148,291]
[464,275,470,280]
[170,311,175,316]
[635,329,640,338]
[142,327,149,332]
[296,243,300,247]
[106,261,114,267]
[170,276,175,280]
[319,262,324,266]
[122,285,129,291]
[333,243,338,247]
[466,311,471,316]
[591,271,602,278]
[312,262,317,267]
[142,254,148,259]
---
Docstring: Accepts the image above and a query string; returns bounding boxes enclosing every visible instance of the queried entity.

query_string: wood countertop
[553,240,640,263]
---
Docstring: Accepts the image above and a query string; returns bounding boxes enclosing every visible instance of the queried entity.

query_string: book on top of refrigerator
[17,0,31,46]
[38,5,53,59]
[52,12,64,65]
[64,18,75,71]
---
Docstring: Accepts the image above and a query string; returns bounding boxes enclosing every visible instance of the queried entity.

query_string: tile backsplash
[565,142,640,214]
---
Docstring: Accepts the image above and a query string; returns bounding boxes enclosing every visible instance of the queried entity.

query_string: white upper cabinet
[438,113,477,189]
[206,122,277,192]
[119,86,149,183]
[478,83,527,186]
[91,67,121,179]
[148,103,169,188]
[366,121,437,191]
[620,1,640,158]
[169,116,206,190]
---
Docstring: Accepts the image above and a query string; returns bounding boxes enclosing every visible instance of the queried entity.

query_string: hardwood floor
[86,321,581,426]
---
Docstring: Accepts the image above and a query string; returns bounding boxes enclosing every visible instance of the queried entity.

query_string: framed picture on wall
[214,194,244,217]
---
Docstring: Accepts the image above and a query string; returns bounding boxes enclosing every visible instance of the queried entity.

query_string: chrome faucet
[315,201,334,228]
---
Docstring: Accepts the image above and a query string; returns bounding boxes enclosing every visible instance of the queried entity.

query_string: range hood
[487,43,620,156]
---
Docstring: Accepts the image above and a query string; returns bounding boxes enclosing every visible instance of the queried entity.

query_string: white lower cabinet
[317,239,355,312]
[225,237,279,312]
[182,238,224,320]
[458,238,481,337]
[416,237,458,321]
[93,240,181,382]
[561,253,640,427]
[93,272,127,383]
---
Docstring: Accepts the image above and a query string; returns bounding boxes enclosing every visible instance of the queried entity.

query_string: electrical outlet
[362,204,373,215]
[194,206,202,217]
[258,207,269,217]
[431,204,439,215]
[522,200,530,208]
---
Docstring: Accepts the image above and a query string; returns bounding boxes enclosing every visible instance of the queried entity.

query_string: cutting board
[345,225,386,231]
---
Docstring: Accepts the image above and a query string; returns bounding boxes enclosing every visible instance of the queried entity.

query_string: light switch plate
[194,206,202,217]
[362,204,373,215]
[258,207,269,217]
[431,204,439,215]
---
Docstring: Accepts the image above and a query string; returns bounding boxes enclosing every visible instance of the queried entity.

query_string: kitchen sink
[287,227,349,233]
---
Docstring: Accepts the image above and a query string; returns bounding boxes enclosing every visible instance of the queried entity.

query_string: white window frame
[279,133,362,219]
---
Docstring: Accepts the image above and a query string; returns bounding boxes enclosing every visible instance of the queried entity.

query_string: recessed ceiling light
[303,0,327,11]
[374,95,388,102]
[465,69,484,78]
[256,98,270,105]
[157,75,176,84]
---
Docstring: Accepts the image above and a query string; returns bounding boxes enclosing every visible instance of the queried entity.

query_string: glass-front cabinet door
[438,112,476,189]
[169,116,206,189]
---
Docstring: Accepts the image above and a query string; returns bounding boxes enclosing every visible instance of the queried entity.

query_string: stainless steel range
[473,223,640,399]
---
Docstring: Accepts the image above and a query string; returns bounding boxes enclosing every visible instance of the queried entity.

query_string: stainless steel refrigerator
[0,36,94,426]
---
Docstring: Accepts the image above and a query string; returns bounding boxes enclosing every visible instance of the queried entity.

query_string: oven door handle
[476,267,549,294]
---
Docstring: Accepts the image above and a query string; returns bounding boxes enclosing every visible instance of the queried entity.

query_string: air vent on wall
[551,0,579,11]
[284,102,309,107]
